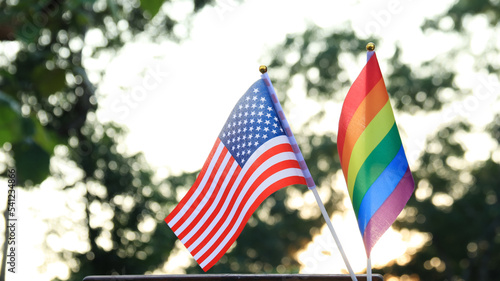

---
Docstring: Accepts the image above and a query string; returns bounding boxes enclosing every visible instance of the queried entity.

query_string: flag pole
[259,65,358,281]
[365,41,376,281]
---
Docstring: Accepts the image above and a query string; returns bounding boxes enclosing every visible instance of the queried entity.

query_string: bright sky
[96,0,459,174]
[5,0,500,280]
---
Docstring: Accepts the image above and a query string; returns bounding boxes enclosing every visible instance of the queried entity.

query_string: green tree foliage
[382,1,500,280]
[0,0,213,280]
[266,2,500,281]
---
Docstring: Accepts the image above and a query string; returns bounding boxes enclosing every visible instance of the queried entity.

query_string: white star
[266,113,271,118]
[256,126,261,131]
[263,135,268,139]
[265,120,270,125]
[264,127,269,132]
[272,129,277,134]
[259,104,264,109]
[253,88,259,93]
[260,97,266,102]
[255,134,260,138]
[246,96,250,101]
[254,141,259,146]
[239,105,243,110]
[267,106,273,111]
[258,111,263,116]
[252,96,257,101]
[257,119,262,124]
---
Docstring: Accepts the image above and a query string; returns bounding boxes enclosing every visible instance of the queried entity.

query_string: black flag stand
[83,274,384,281]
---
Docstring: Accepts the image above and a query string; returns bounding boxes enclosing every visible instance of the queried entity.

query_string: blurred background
[0,0,499,280]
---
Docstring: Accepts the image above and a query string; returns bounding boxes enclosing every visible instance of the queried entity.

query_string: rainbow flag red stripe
[337,52,414,256]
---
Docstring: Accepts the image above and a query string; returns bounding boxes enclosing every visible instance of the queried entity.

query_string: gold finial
[259,65,267,74]
[366,42,375,51]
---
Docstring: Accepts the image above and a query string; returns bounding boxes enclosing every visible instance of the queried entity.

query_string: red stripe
[182,159,240,248]
[165,139,222,228]
[190,143,294,256]
[202,175,306,271]
[271,94,278,103]
[178,156,236,240]
[197,159,302,265]
[337,54,382,165]
[170,146,228,233]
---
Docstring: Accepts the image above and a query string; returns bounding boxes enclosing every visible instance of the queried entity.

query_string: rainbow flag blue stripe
[337,52,414,256]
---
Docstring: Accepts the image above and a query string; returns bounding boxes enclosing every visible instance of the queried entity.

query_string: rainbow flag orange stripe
[337,52,414,256]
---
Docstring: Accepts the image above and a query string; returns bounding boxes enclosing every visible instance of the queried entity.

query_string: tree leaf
[31,116,62,154]
[140,0,164,17]
[13,139,51,186]
[31,66,66,97]
[0,90,23,145]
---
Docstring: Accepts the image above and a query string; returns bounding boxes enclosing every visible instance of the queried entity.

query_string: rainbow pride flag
[337,52,414,256]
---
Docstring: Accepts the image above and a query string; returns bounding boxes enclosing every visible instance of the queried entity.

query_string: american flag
[165,79,307,271]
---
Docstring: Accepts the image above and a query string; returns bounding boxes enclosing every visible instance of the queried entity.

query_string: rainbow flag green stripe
[337,52,414,256]
[346,101,395,198]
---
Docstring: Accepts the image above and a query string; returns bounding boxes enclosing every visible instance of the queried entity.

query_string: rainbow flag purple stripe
[337,52,414,256]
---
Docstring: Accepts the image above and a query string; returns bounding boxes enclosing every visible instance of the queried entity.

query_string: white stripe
[180,160,239,243]
[187,136,290,252]
[187,136,292,252]
[193,137,300,258]
[168,142,225,228]
[174,151,232,236]
[199,167,304,268]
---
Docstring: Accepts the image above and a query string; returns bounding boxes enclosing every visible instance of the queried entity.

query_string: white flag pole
[367,256,372,281]
[259,66,358,281]
[365,41,376,281]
